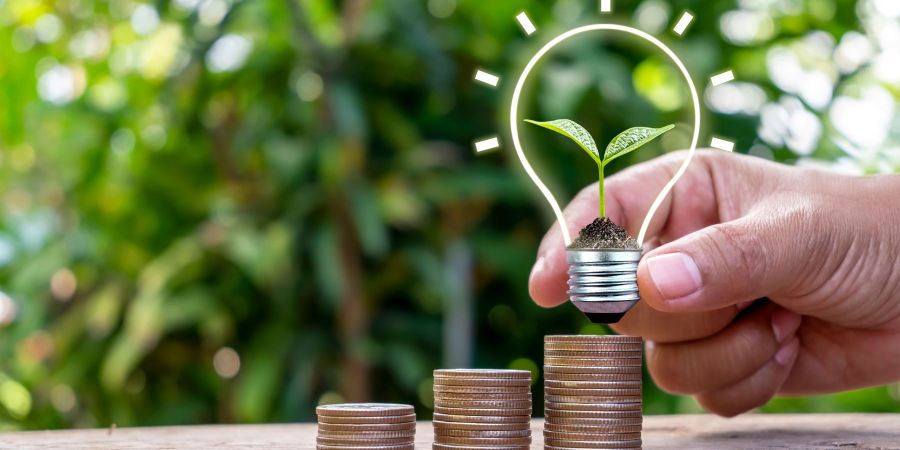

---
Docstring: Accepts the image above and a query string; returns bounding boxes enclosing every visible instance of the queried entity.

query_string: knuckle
[701,222,767,293]
[697,395,743,418]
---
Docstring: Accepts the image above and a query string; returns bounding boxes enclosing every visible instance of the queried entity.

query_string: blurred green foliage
[0,0,897,430]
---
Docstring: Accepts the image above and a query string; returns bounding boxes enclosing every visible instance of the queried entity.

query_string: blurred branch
[284,0,330,70]
[341,0,370,45]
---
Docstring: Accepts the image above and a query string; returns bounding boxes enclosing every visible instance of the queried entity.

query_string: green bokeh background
[0,0,898,430]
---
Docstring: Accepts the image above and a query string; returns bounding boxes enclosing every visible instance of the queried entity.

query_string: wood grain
[0,414,898,449]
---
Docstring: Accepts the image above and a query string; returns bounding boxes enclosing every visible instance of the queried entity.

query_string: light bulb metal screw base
[567,248,642,324]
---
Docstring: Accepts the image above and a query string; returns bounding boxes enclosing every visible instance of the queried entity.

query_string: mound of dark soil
[569,217,639,250]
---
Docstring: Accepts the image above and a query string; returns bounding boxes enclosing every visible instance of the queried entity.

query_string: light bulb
[508,24,702,323]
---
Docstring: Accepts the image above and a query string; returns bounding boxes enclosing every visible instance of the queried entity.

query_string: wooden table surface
[1,414,898,449]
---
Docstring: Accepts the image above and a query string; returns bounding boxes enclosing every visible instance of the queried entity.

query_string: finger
[780,318,900,395]
[611,300,742,343]
[638,206,809,313]
[646,304,802,395]
[530,150,723,307]
[697,336,800,417]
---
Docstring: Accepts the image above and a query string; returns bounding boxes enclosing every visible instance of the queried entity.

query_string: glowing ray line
[475,137,500,153]
[673,12,693,35]
[711,70,735,86]
[474,70,500,87]
[710,137,734,152]
[600,0,612,13]
[516,12,536,36]
[509,24,701,246]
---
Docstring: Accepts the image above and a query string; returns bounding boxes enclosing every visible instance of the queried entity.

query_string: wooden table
[1,414,898,449]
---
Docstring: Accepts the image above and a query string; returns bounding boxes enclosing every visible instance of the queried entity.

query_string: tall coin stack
[543,335,643,449]
[432,369,533,449]
[316,403,416,450]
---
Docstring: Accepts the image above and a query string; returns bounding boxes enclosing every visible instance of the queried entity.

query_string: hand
[529,150,900,416]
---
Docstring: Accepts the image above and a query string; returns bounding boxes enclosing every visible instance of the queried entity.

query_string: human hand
[529,150,900,416]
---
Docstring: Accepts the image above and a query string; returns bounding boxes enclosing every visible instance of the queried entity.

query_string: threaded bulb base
[567,248,642,324]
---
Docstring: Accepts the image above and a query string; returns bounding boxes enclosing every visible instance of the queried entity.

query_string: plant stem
[598,164,605,218]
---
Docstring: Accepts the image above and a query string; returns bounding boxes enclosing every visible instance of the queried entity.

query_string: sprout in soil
[525,119,674,218]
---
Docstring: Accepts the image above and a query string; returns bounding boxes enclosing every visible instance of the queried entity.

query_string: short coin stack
[543,335,643,449]
[315,403,416,450]
[432,369,532,449]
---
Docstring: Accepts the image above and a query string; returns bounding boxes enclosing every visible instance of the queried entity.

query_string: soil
[569,217,639,250]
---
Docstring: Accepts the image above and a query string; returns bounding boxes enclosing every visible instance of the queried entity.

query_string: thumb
[638,213,805,313]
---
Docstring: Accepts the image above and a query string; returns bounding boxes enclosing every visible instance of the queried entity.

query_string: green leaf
[603,124,674,166]
[525,119,600,164]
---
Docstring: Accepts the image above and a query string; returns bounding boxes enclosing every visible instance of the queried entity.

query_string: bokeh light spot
[633,58,684,111]
[207,34,253,73]
[50,384,76,413]
[0,292,17,326]
[50,268,78,301]
[213,346,241,378]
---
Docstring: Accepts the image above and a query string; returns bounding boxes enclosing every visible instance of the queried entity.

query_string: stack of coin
[543,335,643,449]
[315,403,416,449]
[432,369,532,449]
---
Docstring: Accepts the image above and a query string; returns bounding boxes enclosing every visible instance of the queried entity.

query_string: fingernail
[646,253,702,301]
[775,338,800,366]
[771,309,802,343]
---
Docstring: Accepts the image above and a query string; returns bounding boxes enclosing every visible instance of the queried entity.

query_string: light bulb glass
[508,24,701,246]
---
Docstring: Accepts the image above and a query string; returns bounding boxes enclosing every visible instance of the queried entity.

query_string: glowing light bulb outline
[508,24,701,246]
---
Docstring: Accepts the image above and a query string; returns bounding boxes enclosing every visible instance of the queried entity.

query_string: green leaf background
[0,0,895,431]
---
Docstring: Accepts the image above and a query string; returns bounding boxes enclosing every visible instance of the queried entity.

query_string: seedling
[525,119,674,218]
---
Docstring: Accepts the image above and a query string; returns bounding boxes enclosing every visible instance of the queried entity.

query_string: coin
[432,413,530,424]
[433,369,531,379]
[543,422,643,433]
[544,372,642,382]
[544,402,641,412]
[432,444,528,450]
[316,413,417,424]
[543,447,639,450]
[433,384,530,394]
[543,365,642,374]
[435,428,531,438]
[544,430,642,440]
[433,420,530,431]
[433,398,533,409]
[544,387,642,396]
[544,416,643,426]
[434,435,531,446]
[434,376,532,387]
[317,422,416,432]
[544,379,641,389]
[543,438,642,449]
[316,429,416,439]
[316,403,414,417]
[316,445,415,450]
[316,435,412,445]
[544,342,642,352]
[433,406,531,417]
[433,392,532,402]
[545,394,642,404]
[544,350,643,358]
[542,409,642,419]
[545,335,641,344]
[543,357,642,366]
